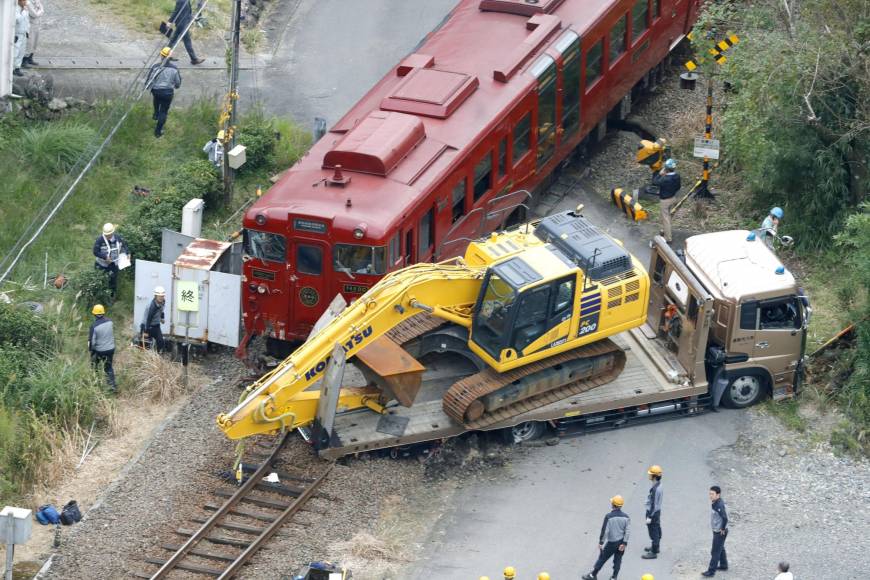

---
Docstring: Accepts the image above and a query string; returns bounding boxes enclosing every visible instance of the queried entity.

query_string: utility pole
[222,0,242,205]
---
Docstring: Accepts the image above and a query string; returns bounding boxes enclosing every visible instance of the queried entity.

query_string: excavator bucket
[355,336,425,407]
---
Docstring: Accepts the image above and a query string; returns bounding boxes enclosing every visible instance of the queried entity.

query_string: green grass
[86,0,232,39]
[762,398,808,433]
[0,98,310,500]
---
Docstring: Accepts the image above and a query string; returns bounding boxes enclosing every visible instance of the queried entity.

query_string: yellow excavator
[217,210,650,440]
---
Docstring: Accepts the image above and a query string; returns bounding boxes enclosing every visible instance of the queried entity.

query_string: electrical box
[0,506,33,544]
[228,144,247,169]
[181,198,205,238]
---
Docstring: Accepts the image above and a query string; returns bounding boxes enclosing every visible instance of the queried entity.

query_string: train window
[561,37,582,138]
[452,178,467,223]
[388,233,401,266]
[585,39,603,89]
[334,244,386,275]
[419,208,435,254]
[610,14,627,63]
[654,0,661,18]
[297,244,323,275]
[473,153,493,201]
[243,229,286,264]
[512,112,532,165]
[535,56,558,168]
[404,229,414,263]
[498,138,507,178]
[632,0,649,41]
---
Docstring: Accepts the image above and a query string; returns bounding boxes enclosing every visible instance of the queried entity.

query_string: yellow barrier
[610,188,648,221]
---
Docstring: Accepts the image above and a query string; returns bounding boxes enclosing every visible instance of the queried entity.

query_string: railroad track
[135,433,332,579]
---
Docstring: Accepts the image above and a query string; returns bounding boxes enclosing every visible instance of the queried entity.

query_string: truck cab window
[243,229,286,263]
[297,244,323,275]
[760,298,801,330]
[739,301,759,330]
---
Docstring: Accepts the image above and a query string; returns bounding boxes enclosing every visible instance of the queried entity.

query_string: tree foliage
[707,0,869,248]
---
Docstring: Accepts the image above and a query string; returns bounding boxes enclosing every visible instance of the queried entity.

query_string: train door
[555,30,582,149]
[530,54,557,169]
[290,239,329,334]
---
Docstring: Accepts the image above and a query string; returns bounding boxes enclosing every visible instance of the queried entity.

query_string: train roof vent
[534,211,633,280]
[381,68,479,119]
[493,13,561,83]
[396,52,435,77]
[480,0,566,17]
[322,111,425,177]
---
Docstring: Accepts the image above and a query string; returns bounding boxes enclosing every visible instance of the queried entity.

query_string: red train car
[239,0,700,356]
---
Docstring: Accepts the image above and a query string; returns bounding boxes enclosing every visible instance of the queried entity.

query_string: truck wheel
[501,421,546,444]
[722,374,766,409]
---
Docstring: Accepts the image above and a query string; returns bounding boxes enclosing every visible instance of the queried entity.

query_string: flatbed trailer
[316,325,708,459]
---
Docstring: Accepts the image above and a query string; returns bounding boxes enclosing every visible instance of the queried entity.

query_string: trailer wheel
[501,421,546,444]
[722,374,766,409]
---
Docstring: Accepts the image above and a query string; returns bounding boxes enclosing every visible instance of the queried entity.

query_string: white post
[0,0,15,97]
[1,506,33,580]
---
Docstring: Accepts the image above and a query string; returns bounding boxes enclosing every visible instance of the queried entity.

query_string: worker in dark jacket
[141,286,167,352]
[702,485,729,576]
[652,158,680,244]
[582,495,630,580]
[92,222,129,298]
[164,0,205,65]
[146,48,183,137]
[642,465,664,559]
[89,304,116,391]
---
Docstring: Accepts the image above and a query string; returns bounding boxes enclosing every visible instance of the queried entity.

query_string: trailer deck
[319,327,708,459]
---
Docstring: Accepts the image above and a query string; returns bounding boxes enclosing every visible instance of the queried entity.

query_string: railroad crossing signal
[684,34,739,71]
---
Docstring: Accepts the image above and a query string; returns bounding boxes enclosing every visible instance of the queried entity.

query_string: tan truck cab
[648,230,811,409]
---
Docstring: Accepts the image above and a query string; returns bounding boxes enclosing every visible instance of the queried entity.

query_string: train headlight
[257,284,268,294]
[255,213,267,226]
[353,223,367,239]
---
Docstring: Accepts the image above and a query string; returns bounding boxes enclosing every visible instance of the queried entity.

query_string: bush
[0,303,53,350]
[168,159,221,209]
[0,405,54,499]
[18,122,98,174]
[125,188,191,262]
[0,347,30,390]
[274,117,313,169]
[70,267,114,307]
[236,114,277,172]
[12,357,106,428]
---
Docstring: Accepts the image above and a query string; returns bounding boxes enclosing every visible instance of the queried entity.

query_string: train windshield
[333,244,386,276]
[243,229,286,263]
[472,271,517,358]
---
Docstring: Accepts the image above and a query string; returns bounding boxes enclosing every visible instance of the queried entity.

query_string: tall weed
[19,122,98,174]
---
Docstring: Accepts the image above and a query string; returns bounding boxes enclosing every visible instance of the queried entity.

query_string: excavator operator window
[511,285,552,353]
[473,271,518,358]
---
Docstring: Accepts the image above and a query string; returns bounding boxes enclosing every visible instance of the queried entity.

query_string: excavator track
[443,340,626,429]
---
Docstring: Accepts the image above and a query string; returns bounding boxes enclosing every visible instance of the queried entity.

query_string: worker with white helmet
[141,286,167,352]
[93,222,129,298]
[651,157,681,244]
[582,495,631,580]
[760,207,784,249]
[88,304,116,391]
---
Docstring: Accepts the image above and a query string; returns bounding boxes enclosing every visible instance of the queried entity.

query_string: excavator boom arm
[217,260,486,439]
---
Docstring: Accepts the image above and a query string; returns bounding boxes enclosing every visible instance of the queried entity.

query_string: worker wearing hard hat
[146,47,183,138]
[203,130,225,169]
[141,286,167,352]
[93,222,129,298]
[89,304,116,391]
[582,495,631,580]
[651,158,681,244]
[760,206,784,249]
[642,465,664,559]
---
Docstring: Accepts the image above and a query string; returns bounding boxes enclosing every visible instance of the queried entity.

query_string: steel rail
[217,463,333,579]
[149,432,291,579]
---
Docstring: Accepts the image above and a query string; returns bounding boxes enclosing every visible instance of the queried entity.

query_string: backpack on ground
[60,500,82,525]
[35,504,61,525]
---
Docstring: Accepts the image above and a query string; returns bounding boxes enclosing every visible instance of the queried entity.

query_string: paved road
[409,412,745,579]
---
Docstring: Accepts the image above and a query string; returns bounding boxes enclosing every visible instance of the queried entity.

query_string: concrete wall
[1,0,13,97]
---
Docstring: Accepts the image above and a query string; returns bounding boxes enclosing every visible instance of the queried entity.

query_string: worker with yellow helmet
[642,465,664,559]
[146,47,182,137]
[88,304,116,391]
[203,129,226,169]
[641,575,654,580]
[582,495,630,580]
